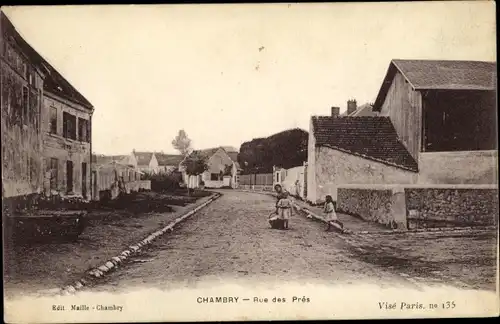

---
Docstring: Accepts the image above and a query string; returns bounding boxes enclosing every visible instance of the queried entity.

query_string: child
[324,195,343,232]
[276,191,293,230]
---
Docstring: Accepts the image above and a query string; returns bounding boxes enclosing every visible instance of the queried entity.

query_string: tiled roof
[312,116,418,172]
[189,147,240,168]
[374,59,497,111]
[155,153,183,166]
[194,147,220,159]
[1,13,93,109]
[134,152,154,166]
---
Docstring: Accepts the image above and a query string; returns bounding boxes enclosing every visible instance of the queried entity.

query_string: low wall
[405,188,499,229]
[337,187,406,229]
[337,185,498,230]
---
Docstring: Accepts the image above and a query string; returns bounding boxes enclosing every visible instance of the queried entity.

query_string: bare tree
[171,130,192,156]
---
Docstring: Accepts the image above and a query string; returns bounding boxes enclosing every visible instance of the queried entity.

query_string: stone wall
[1,43,45,198]
[405,187,499,229]
[337,187,406,229]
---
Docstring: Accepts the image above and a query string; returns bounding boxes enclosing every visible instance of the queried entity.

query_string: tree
[172,130,192,156]
[181,151,208,194]
[181,151,208,177]
[238,128,308,174]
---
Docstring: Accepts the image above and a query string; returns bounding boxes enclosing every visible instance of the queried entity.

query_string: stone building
[1,12,95,201]
[307,59,497,205]
[41,60,94,199]
[1,12,45,198]
[307,59,497,230]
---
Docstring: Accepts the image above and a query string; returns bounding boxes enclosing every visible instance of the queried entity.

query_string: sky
[2,2,496,155]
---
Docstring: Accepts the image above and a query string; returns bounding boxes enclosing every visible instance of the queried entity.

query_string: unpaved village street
[89,191,497,293]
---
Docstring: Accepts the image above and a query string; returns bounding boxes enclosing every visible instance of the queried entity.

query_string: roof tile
[312,116,418,172]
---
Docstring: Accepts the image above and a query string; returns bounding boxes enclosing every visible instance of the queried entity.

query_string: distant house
[132,151,159,174]
[180,147,241,189]
[307,59,497,204]
[155,153,183,174]
[338,100,378,117]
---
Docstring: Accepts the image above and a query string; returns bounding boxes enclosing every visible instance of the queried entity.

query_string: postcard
[1,2,498,322]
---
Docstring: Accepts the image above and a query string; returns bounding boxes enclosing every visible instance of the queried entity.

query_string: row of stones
[57,193,221,296]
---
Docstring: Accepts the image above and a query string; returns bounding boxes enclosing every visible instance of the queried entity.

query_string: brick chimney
[331,106,340,118]
[347,99,357,116]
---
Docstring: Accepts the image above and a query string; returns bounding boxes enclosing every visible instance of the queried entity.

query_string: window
[50,158,58,190]
[30,90,39,132]
[50,107,58,134]
[78,118,89,142]
[210,173,219,181]
[63,112,77,140]
[22,86,28,125]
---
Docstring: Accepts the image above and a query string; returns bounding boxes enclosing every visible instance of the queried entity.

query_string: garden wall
[337,186,407,229]
[405,187,499,229]
[337,185,498,230]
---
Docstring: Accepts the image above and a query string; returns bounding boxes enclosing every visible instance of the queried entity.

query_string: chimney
[347,99,357,116]
[331,106,340,118]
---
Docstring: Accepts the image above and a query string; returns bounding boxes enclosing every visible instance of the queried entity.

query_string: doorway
[66,161,73,194]
[82,162,87,199]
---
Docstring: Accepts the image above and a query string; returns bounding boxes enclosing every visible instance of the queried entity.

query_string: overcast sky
[3,2,495,155]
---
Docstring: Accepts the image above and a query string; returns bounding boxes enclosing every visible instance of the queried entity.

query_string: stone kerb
[56,192,222,296]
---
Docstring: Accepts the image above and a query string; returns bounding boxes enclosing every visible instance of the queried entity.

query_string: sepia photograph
[1,2,498,322]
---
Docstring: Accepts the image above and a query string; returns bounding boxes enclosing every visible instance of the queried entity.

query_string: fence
[239,173,273,186]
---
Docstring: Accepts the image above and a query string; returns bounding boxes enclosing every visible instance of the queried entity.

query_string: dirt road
[92,191,427,293]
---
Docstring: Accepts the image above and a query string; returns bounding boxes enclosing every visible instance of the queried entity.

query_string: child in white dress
[324,195,343,231]
[277,191,293,230]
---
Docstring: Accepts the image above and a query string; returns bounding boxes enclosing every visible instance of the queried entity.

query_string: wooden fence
[239,173,274,186]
